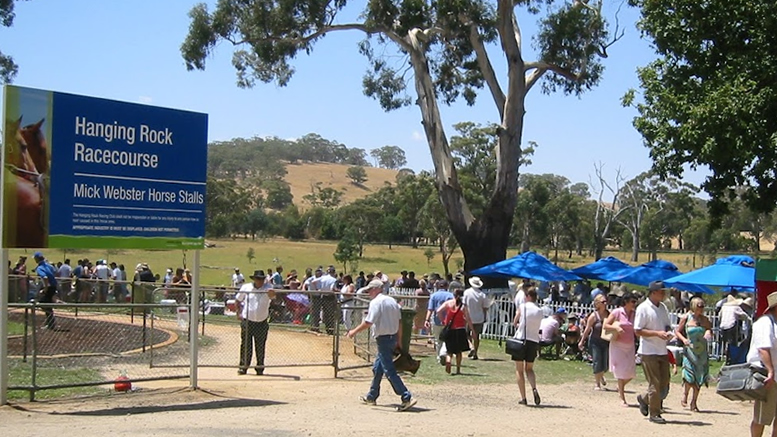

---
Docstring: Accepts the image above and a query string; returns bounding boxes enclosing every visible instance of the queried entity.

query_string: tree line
[207,122,777,275]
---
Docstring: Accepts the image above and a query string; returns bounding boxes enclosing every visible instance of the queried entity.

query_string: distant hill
[283,162,400,208]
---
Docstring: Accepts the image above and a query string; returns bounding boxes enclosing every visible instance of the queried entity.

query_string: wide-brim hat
[250,270,267,279]
[468,276,484,289]
[742,297,754,308]
[357,279,385,294]
[768,292,777,311]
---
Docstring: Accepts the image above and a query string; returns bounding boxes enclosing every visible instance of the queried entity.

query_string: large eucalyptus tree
[182,0,620,277]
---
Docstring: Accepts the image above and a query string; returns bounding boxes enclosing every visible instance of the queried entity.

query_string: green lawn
[7,321,25,336]
[7,359,104,400]
[407,339,725,387]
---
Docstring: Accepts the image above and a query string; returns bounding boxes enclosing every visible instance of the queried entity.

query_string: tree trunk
[631,232,640,262]
[460,220,512,289]
[593,235,605,261]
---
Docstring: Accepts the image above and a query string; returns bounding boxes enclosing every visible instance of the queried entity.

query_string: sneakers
[398,397,417,411]
[359,396,376,406]
[649,415,666,424]
[237,369,247,375]
[637,395,649,417]
[532,388,541,406]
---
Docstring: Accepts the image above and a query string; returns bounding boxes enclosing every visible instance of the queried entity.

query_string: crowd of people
[15,254,777,433]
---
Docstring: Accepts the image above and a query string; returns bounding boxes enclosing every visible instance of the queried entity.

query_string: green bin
[400,308,416,354]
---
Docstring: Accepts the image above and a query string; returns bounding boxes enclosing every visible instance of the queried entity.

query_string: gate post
[189,250,201,389]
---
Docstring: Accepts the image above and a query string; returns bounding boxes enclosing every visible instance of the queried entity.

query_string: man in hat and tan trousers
[748,292,777,437]
[463,276,489,360]
[236,270,276,375]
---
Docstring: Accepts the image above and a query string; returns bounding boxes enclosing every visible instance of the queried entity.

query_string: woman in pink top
[437,288,474,375]
[603,292,638,406]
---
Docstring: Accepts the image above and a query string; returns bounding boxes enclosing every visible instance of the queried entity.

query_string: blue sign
[3,85,208,249]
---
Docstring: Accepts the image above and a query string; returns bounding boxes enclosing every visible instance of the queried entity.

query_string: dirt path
[0,363,754,437]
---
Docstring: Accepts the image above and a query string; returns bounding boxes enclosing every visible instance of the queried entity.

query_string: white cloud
[411,130,424,141]
[138,96,153,104]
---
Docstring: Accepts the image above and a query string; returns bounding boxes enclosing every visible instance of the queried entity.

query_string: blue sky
[1,0,709,191]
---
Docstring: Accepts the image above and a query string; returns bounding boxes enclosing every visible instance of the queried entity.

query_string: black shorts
[511,340,539,363]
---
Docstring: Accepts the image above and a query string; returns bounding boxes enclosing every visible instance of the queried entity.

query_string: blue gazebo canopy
[570,256,631,281]
[664,255,755,290]
[470,251,582,282]
[603,259,714,294]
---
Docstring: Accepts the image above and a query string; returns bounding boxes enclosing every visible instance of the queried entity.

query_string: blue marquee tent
[570,256,631,281]
[470,251,582,282]
[664,255,755,290]
[603,259,714,294]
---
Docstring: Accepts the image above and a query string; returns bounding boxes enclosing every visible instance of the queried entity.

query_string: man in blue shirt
[34,252,58,330]
[424,280,454,364]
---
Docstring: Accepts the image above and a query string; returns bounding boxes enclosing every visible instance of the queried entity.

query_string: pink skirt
[609,341,636,380]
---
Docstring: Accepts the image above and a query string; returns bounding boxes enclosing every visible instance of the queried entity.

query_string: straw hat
[468,276,484,289]
[768,292,777,311]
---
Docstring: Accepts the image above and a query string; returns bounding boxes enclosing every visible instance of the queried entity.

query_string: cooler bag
[717,363,769,402]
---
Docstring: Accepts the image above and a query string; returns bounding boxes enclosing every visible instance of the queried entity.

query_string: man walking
[236,270,276,375]
[347,279,416,411]
[463,276,489,360]
[33,252,58,330]
[748,291,777,437]
[635,281,673,424]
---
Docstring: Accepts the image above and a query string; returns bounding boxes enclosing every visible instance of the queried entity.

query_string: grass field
[9,240,753,288]
[7,359,103,401]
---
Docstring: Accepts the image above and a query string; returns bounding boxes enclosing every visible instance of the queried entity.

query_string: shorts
[510,340,539,363]
[754,384,777,426]
[470,323,484,335]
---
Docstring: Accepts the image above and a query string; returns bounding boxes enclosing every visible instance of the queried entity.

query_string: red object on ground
[114,375,131,392]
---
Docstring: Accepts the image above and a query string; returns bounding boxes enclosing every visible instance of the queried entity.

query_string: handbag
[717,363,769,401]
[438,302,462,341]
[506,303,528,356]
[601,321,620,342]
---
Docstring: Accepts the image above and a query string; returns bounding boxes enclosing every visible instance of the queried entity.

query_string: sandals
[690,403,699,412]
[680,397,688,408]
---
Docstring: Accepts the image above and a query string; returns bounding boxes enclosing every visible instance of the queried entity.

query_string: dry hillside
[283,162,399,208]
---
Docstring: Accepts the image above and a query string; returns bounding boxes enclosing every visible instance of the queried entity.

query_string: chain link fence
[6,301,189,400]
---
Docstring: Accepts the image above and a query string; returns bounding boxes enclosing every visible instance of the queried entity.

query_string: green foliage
[628,0,777,217]
[302,182,344,208]
[346,165,368,185]
[333,230,360,273]
[263,179,294,210]
[423,248,435,265]
[0,0,21,83]
[370,145,407,169]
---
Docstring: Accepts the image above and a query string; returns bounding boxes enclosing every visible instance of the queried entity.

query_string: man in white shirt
[236,270,276,375]
[232,268,245,288]
[721,297,754,364]
[748,292,777,437]
[57,259,72,300]
[463,276,490,360]
[634,281,673,424]
[539,309,565,357]
[347,279,416,411]
[94,260,111,303]
[311,266,339,334]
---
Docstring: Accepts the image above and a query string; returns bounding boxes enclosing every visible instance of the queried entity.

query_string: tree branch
[467,22,506,118]
[232,23,377,48]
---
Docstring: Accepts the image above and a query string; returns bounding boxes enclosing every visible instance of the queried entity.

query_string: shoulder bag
[438,302,462,341]
[506,303,527,356]
[717,315,775,402]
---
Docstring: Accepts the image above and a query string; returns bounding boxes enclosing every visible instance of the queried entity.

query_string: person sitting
[561,314,582,358]
[539,308,566,357]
